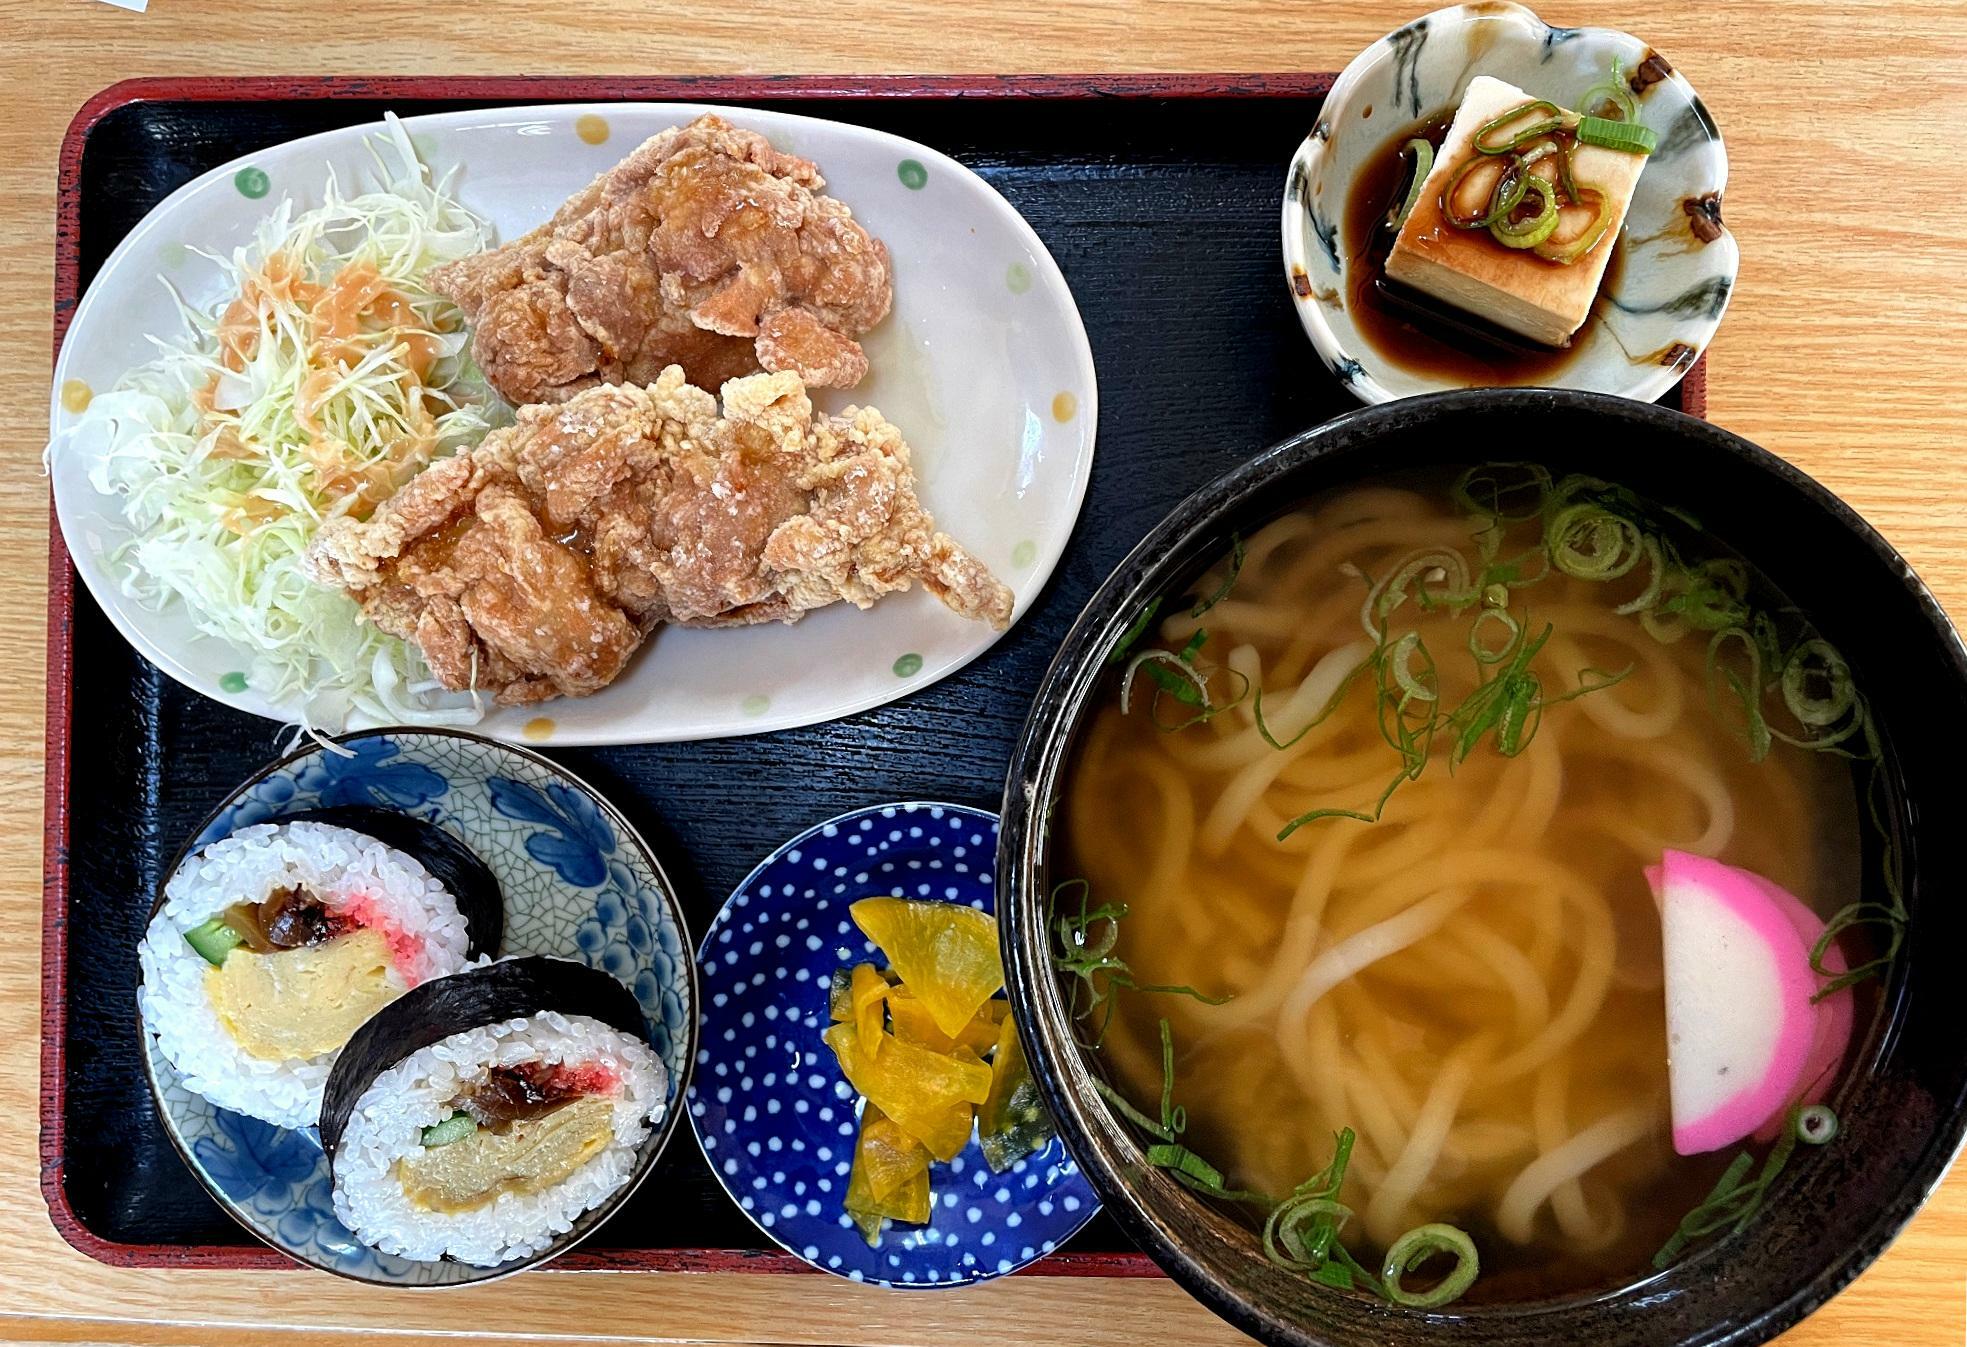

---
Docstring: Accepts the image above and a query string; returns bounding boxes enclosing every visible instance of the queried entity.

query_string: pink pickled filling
[336,892,429,985]
[553,1062,623,1096]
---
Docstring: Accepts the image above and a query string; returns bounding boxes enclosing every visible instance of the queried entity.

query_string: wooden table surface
[6,1,1966,1343]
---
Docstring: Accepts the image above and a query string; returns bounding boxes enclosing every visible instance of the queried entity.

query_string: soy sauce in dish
[1344,115,1623,386]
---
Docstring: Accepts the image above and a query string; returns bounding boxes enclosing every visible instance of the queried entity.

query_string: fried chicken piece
[306,440,643,705]
[306,369,1012,707]
[431,114,892,407]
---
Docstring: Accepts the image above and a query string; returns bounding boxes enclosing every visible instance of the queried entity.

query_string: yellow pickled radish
[849,896,1004,1037]
[822,1021,989,1160]
[849,962,890,1058]
[889,987,1001,1055]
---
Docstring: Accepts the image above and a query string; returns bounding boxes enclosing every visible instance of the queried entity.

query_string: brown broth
[1055,470,1873,1303]
[1345,116,1625,387]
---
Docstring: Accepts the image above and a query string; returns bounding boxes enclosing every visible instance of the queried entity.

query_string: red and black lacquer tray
[41,74,1705,1274]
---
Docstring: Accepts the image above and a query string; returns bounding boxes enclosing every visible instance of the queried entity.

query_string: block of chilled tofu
[1385,74,1648,347]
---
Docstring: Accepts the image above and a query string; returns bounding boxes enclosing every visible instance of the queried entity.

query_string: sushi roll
[282,805,501,921]
[138,817,501,1129]
[321,956,667,1267]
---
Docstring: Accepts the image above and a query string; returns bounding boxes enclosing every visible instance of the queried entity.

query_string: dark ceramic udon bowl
[997,389,1967,1347]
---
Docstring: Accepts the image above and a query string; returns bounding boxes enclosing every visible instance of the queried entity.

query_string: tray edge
[39,67,1704,1274]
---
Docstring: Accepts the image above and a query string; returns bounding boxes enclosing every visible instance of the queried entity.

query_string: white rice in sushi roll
[331,1012,666,1266]
[138,821,471,1128]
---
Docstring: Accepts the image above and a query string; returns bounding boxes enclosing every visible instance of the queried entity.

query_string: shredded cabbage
[57,115,502,730]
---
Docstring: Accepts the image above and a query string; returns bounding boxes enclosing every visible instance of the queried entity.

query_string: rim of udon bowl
[996,387,1967,1347]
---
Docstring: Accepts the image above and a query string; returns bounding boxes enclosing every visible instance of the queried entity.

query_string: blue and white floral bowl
[139,728,698,1284]
[1283,2,1738,404]
[688,801,1100,1287]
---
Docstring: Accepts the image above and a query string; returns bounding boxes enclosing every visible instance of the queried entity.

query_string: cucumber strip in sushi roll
[138,818,497,1129]
[321,956,668,1268]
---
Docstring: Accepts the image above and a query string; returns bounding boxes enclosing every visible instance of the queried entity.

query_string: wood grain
[5,1,1966,1344]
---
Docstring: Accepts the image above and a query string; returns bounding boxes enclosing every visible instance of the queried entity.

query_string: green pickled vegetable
[978,1016,1056,1172]
[420,1113,478,1148]
[827,966,857,1023]
[183,917,245,967]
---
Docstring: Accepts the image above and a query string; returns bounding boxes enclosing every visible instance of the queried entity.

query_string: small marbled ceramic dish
[137,728,697,1285]
[688,801,1099,1287]
[1283,2,1738,404]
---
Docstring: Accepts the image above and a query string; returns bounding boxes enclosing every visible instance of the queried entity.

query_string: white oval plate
[48,103,1097,745]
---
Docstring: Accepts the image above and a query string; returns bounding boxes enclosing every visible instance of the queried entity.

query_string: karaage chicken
[304,367,1012,705]
[430,114,892,406]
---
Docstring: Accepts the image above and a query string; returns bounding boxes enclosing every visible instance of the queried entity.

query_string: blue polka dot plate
[688,801,1100,1288]
[137,728,698,1285]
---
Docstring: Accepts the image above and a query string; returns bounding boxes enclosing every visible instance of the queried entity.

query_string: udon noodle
[1060,479,1861,1297]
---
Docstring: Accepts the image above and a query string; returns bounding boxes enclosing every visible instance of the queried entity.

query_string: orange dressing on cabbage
[200,253,449,518]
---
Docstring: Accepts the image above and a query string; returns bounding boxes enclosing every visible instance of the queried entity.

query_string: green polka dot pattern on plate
[896,159,928,190]
[219,671,248,694]
[233,167,270,200]
[1006,262,1032,295]
[892,653,924,678]
[158,241,188,270]
[1011,539,1037,568]
[741,693,771,716]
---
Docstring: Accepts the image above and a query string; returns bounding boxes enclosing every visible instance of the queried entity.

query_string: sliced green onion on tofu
[1489,179,1561,249]
[1534,188,1615,264]
[1579,57,1641,123]
[1575,115,1658,154]
[1473,99,1568,153]
[1385,138,1436,231]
